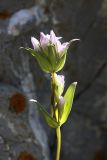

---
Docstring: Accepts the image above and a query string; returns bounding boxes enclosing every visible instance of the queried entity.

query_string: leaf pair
[30,82,77,128]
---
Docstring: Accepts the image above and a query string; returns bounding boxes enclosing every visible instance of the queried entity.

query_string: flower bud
[58,96,65,109]
[31,37,40,50]
[57,96,65,119]
[54,74,65,101]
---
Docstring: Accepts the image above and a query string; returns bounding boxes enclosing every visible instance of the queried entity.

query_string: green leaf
[60,82,77,125]
[30,99,60,128]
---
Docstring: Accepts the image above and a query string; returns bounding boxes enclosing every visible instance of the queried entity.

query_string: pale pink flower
[31,37,40,50]
[31,30,79,57]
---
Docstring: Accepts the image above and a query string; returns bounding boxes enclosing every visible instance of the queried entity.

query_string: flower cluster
[24,30,78,73]
[29,30,70,73]
[31,30,70,56]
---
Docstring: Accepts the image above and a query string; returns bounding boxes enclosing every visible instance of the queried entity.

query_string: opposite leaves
[30,82,77,128]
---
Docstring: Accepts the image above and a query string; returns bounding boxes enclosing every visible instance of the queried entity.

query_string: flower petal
[40,32,50,48]
[55,39,62,52]
[46,34,50,40]
[62,42,69,47]
[60,42,69,52]
[31,37,40,50]
[50,30,56,44]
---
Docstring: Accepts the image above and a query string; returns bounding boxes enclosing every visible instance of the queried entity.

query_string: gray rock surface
[0,84,45,160]
[0,1,50,160]
[0,0,107,160]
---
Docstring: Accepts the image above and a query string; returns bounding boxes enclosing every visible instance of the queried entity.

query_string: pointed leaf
[60,82,77,125]
[30,99,60,128]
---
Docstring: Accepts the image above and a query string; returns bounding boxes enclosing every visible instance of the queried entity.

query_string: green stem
[51,73,56,118]
[56,127,61,160]
[51,73,61,160]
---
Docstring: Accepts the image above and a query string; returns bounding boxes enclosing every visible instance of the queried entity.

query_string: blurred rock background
[0,0,107,160]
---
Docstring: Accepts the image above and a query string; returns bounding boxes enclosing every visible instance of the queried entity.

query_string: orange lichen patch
[17,151,36,160]
[0,10,11,19]
[95,150,105,160]
[9,92,26,114]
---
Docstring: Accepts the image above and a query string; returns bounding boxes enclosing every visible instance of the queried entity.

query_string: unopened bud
[58,96,65,109]
[54,74,65,101]
[57,96,65,119]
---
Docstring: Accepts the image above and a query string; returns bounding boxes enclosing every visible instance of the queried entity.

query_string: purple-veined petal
[55,38,62,51]
[57,39,80,55]
[62,42,69,48]
[40,32,50,48]
[61,42,69,51]
[55,40,69,56]
[31,37,40,50]
[46,34,50,40]
[50,30,62,45]
[50,30,56,44]
[58,42,69,54]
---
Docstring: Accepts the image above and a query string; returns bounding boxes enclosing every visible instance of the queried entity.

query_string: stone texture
[0,0,107,160]
[48,0,107,159]
[0,84,40,160]
[61,114,102,160]
[0,1,50,159]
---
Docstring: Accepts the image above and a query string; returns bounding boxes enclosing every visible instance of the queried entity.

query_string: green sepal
[55,53,66,72]
[35,53,51,73]
[60,82,77,125]
[21,47,52,73]
[47,45,57,71]
[30,99,60,128]
[20,47,66,73]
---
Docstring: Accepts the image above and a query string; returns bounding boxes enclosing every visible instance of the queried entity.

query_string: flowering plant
[22,30,79,160]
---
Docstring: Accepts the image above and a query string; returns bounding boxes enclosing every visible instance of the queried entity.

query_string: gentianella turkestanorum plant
[21,30,79,160]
